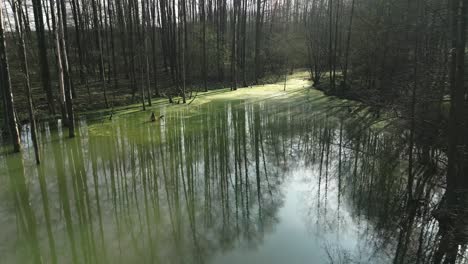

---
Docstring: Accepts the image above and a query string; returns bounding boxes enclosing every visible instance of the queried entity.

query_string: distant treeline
[1,0,309,119]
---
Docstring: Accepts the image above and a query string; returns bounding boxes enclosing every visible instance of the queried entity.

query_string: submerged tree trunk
[57,0,75,137]
[143,0,152,106]
[48,0,67,126]
[13,0,40,163]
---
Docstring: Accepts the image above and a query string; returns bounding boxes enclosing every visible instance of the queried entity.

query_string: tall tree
[342,0,354,88]
[70,0,85,84]
[56,0,75,137]
[12,0,40,163]
[201,0,208,91]
[181,0,187,103]
[435,0,468,262]
[240,0,247,87]
[31,0,55,115]
[107,0,119,102]
[150,0,160,97]
[0,0,21,152]
[328,0,334,92]
[91,0,109,107]
[230,0,238,91]
[254,0,263,84]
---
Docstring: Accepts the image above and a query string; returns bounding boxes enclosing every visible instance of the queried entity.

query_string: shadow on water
[0,90,466,263]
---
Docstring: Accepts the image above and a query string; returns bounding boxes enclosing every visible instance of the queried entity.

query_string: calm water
[0,87,442,263]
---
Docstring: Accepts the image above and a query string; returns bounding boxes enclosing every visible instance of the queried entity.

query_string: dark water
[0,88,454,263]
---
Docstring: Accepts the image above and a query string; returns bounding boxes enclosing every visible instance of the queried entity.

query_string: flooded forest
[0,0,467,263]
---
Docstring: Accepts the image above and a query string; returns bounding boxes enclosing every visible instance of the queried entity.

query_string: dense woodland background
[0,0,467,262]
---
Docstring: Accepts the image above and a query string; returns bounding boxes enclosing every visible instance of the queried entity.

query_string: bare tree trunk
[201,0,208,91]
[70,0,85,84]
[59,0,77,99]
[108,0,119,103]
[332,0,341,92]
[92,0,109,108]
[142,0,152,106]
[136,0,147,110]
[31,0,55,115]
[217,0,226,82]
[183,0,189,89]
[342,0,354,88]
[446,0,467,210]
[181,0,187,103]
[254,0,263,84]
[49,0,67,126]
[57,0,75,137]
[328,0,333,92]
[150,0,159,97]
[230,0,238,91]
[115,0,129,78]
[0,0,21,152]
[13,0,40,163]
[159,0,170,73]
[241,0,247,87]
[436,0,468,262]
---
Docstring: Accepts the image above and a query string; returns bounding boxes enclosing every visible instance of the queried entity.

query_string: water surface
[0,81,432,263]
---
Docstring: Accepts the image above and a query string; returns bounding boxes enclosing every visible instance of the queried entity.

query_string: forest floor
[81,70,314,122]
[10,70,312,124]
